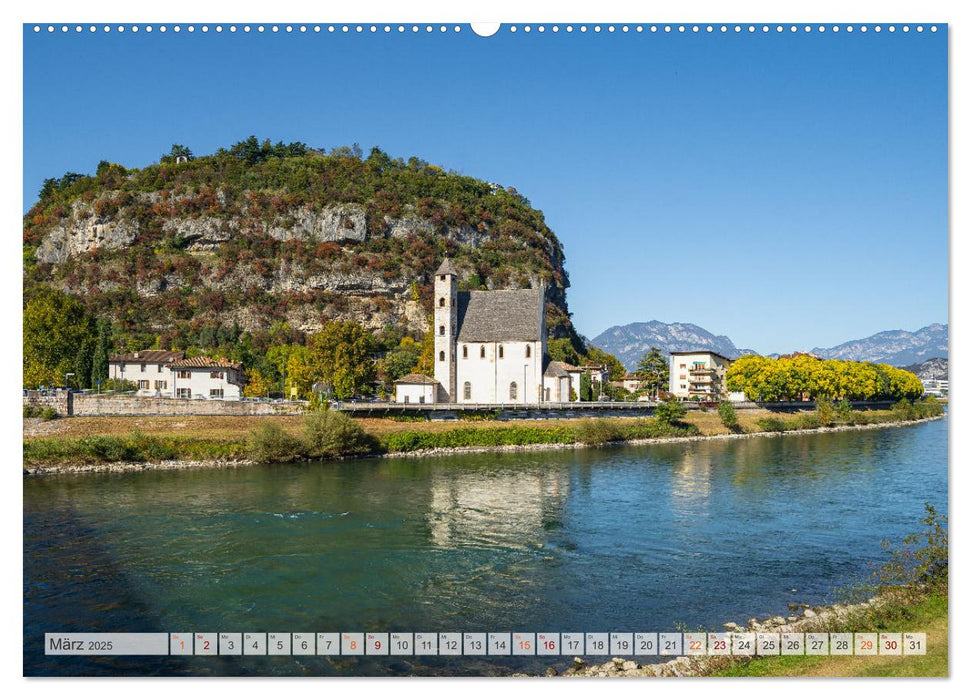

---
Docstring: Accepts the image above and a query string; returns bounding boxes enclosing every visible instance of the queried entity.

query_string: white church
[394,258,587,405]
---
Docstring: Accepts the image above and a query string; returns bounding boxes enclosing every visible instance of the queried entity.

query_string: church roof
[394,373,439,385]
[543,358,571,378]
[456,289,543,342]
[435,257,458,276]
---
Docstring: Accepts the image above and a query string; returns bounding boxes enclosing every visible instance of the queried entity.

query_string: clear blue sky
[23,25,947,353]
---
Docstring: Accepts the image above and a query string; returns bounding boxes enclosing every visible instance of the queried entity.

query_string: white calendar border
[6,0,964,699]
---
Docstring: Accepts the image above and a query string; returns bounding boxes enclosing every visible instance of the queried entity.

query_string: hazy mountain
[901,357,948,381]
[590,321,758,371]
[810,324,948,366]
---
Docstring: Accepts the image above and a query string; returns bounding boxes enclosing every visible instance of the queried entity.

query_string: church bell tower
[433,257,458,402]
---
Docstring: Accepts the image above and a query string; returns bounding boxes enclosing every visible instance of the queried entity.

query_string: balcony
[689,366,714,375]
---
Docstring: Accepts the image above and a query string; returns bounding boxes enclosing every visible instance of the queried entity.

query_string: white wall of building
[455,340,544,403]
[669,352,731,399]
[395,383,438,404]
[109,361,173,397]
[171,368,243,400]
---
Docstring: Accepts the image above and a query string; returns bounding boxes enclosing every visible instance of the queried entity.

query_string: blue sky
[23,24,947,353]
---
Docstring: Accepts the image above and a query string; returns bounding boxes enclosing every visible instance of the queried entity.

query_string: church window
[463,345,468,358]
[545,387,551,401]
[439,297,445,307]
[439,274,445,281]
[509,382,518,400]
[439,351,445,361]
[439,325,445,336]
[463,382,471,400]
[480,345,486,358]
[499,345,504,359]
[526,345,532,358]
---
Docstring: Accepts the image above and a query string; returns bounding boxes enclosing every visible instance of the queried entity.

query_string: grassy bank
[23,399,943,468]
[713,592,947,677]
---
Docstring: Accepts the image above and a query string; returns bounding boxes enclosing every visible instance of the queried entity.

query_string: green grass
[23,432,247,466]
[712,593,947,677]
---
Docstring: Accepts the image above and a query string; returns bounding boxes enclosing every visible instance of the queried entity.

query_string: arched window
[499,345,504,359]
[509,382,518,400]
[439,297,445,307]
[439,325,445,336]
[544,387,551,401]
[463,345,468,358]
[439,350,445,361]
[463,382,471,400]
[480,345,486,358]
[526,345,532,358]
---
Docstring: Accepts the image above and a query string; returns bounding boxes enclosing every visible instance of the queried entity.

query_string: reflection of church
[427,466,570,548]
[395,258,581,404]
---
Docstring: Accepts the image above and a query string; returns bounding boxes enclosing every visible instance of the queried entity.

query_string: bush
[303,410,374,458]
[815,397,835,425]
[891,399,916,421]
[655,398,688,425]
[717,400,740,432]
[793,412,822,430]
[40,406,59,421]
[247,423,305,463]
[756,416,788,433]
[835,399,854,423]
[914,397,944,419]
[574,419,625,445]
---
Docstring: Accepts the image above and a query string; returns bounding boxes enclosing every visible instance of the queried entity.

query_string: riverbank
[546,587,947,678]
[22,410,944,475]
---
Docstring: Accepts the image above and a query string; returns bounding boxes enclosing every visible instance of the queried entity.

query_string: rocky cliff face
[25,163,573,349]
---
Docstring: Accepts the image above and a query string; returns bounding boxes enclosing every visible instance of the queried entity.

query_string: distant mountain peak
[810,324,948,366]
[590,320,756,371]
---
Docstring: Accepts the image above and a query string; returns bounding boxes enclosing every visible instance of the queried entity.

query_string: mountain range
[590,321,948,371]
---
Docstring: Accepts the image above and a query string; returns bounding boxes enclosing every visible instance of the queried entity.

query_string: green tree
[160,144,194,163]
[548,337,582,366]
[90,318,112,387]
[584,346,626,382]
[579,371,592,401]
[377,337,422,385]
[307,321,377,399]
[655,397,688,425]
[636,346,668,398]
[23,288,96,388]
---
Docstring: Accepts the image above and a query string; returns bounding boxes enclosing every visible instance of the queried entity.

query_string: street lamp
[523,364,528,406]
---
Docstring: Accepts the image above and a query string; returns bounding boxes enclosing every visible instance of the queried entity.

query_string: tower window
[526,345,532,358]
[439,325,445,336]
[439,351,445,361]
[463,382,471,400]
[439,297,445,307]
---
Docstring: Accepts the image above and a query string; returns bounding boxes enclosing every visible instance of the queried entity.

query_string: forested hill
[23,139,580,363]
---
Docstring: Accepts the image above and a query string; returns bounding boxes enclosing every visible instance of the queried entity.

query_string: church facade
[394,258,577,404]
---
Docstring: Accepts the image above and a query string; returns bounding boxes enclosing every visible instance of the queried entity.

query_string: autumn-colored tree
[243,369,274,398]
[24,288,97,388]
[306,321,377,399]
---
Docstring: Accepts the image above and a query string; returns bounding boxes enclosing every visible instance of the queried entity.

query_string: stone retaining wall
[24,392,302,416]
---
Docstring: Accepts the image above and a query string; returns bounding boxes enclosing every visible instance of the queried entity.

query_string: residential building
[107,351,244,400]
[921,378,949,398]
[668,350,733,400]
[167,357,245,400]
[108,350,185,396]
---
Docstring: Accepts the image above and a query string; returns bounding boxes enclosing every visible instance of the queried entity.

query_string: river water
[24,417,947,676]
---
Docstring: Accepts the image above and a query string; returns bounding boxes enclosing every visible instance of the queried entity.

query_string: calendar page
[20,7,949,684]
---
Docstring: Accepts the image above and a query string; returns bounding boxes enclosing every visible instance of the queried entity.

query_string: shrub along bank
[23,398,944,468]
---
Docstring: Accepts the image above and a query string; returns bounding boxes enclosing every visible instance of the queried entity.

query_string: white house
[395,258,578,404]
[394,373,439,404]
[167,357,245,400]
[108,350,185,396]
[668,350,733,400]
[108,351,245,400]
